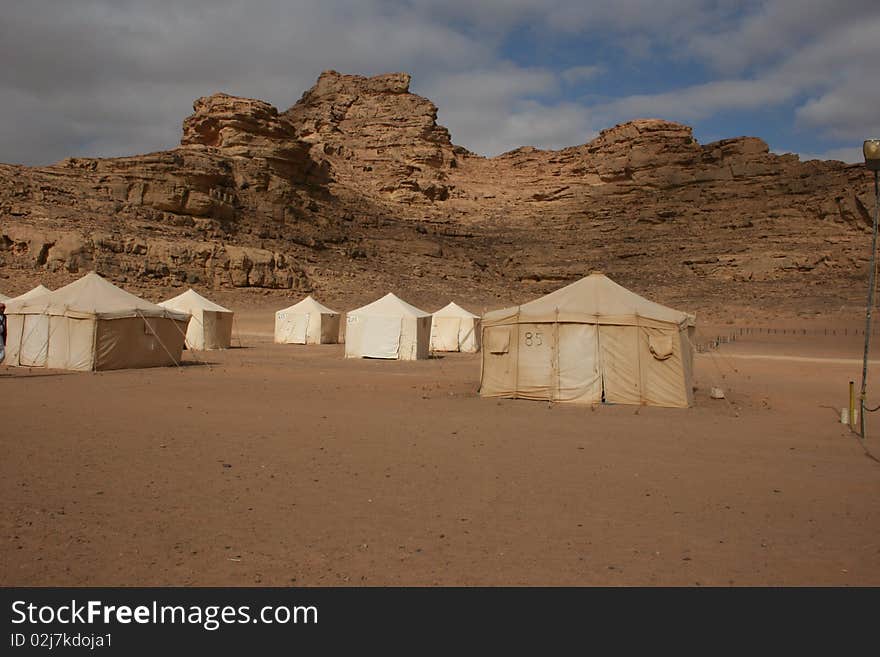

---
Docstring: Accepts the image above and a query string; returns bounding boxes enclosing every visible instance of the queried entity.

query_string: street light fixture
[859,139,880,437]
[864,139,880,170]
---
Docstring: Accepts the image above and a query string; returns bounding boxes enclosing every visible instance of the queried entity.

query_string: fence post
[850,381,856,432]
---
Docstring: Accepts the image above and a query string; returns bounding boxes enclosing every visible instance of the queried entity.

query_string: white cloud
[795,78,880,140]
[595,8,880,153]
[442,100,596,155]
[542,0,747,49]
[420,67,595,154]
[1,1,878,165]
[689,0,880,74]
[418,66,559,107]
[0,0,499,164]
[597,75,800,123]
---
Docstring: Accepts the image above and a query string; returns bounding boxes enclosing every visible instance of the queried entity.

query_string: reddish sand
[2,311,879,586]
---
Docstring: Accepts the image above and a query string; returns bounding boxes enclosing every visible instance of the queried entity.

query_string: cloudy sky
[2,0,878,165]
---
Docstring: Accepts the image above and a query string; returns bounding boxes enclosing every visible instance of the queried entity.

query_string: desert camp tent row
[274,294,481,357]
[2,272,696,409]
[5,273,190,371]
[479,272,695,408]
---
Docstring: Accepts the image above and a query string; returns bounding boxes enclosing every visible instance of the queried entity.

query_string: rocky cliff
[285,71,460,204]
[0,70,874,319]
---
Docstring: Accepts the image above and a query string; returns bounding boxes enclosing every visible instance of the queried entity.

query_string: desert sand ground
[2,310,879,586]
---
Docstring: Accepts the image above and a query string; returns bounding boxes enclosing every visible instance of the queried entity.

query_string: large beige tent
[275,296,340,344]
[430,302,481,353]
[344,293,431,360]
[159,288,234,350]
[5,272,189,371]
[480,272,696,408]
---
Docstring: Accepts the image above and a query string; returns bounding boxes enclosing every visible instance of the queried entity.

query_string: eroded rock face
[414,116,872,314]
[0,224,308,290]
[0,70,875,318]
[285,70,458,204]
[0,92,340,292]
[183,94,296,150]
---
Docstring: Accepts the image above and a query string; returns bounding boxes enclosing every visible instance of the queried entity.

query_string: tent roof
[277,295,338,315]
[13,284,52,301]
[159,288,231,314]
[349,292,430,318]
[433,301,479,318]
[483,272,694,328]
[4,285,53,312]
[11,272,189,321]
[0,292,8,302]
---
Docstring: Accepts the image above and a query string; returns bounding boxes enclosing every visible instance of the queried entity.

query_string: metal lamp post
[859,139,880,437]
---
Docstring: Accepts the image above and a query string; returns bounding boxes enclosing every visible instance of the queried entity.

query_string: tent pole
[859,169,880,439]
[849,380,856,431]
[477,320,484,392]
[636,313,644,406]
[513,306,521,399]
[16,313,25,366]
[91,316,98,372]
[553,307,560,403]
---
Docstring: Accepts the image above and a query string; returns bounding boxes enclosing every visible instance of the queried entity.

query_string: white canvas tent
[275,296,340,344]
[159,288,233,350]
[345,293,431,360]
[480,272,696,408]
[430,302,481,353]
[5,272,189,371]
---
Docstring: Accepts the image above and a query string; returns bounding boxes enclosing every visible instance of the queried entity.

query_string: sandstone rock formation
[285,71,460,205]
[0,70,874,319]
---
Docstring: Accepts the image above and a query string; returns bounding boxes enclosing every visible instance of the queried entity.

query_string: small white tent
[345,293,431,360]
[430,302,481,353]
[480,272,696,408]
[5,272,189,371]
[159,288,234,350]
[275,296,340,344]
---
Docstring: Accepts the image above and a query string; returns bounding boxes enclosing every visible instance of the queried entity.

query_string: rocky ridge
[0,70,874,319]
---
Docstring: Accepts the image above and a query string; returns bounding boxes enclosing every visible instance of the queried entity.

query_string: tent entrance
[555,323,602,403]
[597,325,641,405]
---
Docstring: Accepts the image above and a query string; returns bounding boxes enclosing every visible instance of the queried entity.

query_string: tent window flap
[486,328,510,354]
[648,333,674,360]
